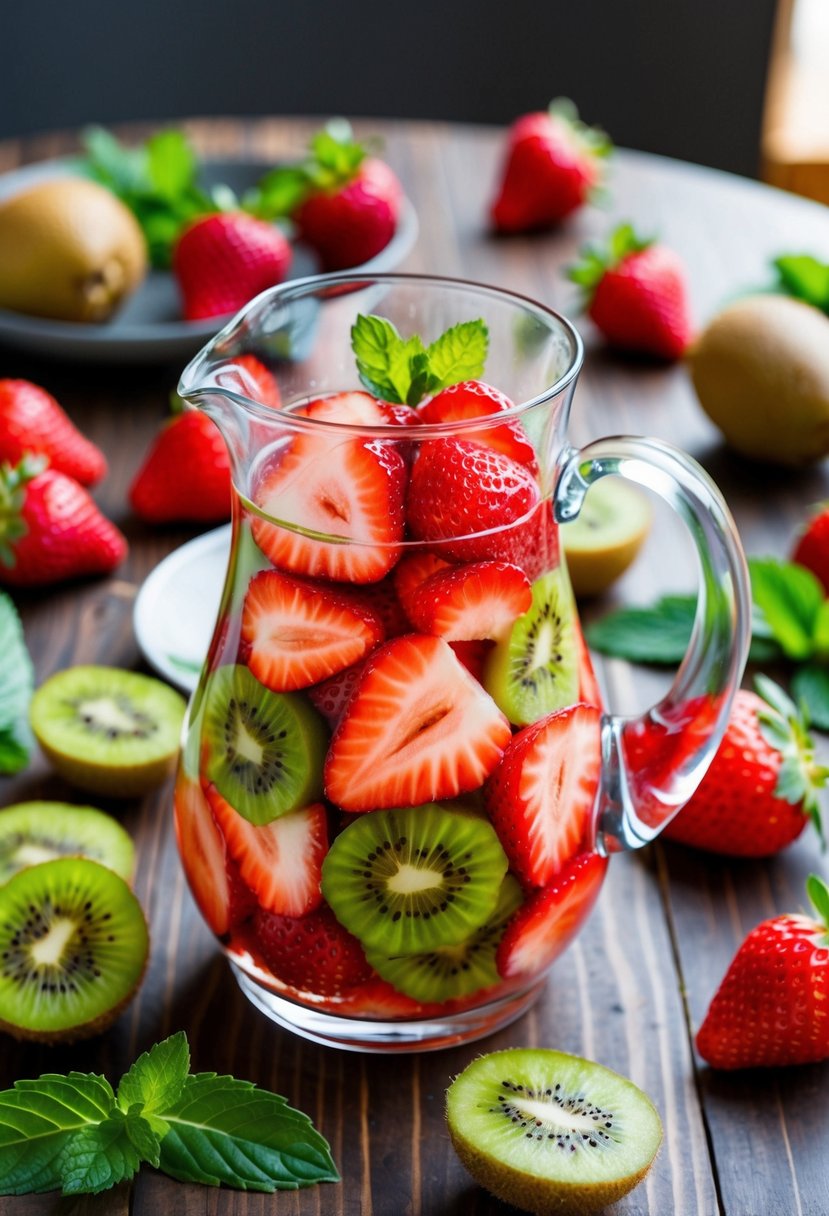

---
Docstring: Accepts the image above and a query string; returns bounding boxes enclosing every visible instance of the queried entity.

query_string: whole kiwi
[688,294,829,466]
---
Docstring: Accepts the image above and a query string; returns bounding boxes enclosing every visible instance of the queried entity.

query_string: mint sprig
[351,314,489,406]
[0,1032,338,1197]
[771,254,829,315]
[0,591,35,774]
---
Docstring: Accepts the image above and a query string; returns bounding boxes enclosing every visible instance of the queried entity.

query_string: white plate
[133,525,231,692]
[0,157,418,363]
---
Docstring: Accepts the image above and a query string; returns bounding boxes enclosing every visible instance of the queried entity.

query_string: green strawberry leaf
[0,1073,115,1196]
[567,222,651,303]
[58,1109,144,1195]
[807,873,829,928]
[749,557,824,660]
[772,254,829,314]
[0,592,34,774]
[157,1072,339,1191]
[117,1031,189,1118]
[146,130,197,200]
[792,664,829,731]
[424,320,489,395]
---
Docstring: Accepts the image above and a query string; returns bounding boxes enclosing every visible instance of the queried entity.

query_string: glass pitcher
[174,273,751,1052]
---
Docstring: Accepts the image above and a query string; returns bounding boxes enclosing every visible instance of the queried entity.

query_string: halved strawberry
[484,703,602,887]
[393,552,450,613]
[418,380,538,471]
[206,785,327,917]
[324,633,511,811]
[405,559,532,640]
[214,353,282,408]
[300,390,420,428]
[241,568,384,691]
[173,774,254,937]
[308,659,366,728]
[449,638,492,682]
[497,853,608,980]
[576,624,604,709]
[406,438,540,566]
[254,903,372,996]
[252,431,406,583]
[356,574,412,637]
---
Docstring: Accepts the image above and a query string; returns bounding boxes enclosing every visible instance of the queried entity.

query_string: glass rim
[178,271,585,435]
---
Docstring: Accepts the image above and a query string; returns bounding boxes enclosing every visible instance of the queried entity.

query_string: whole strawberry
[791,502,829,595]
[696,874,829,1069]
[663,677,826,856]
[568,222,692,359]
[0,455,126,586]
[129,406,230,525]
[172,211,292,321]
[256,122,402,271]
[490,99,611,233]
[0,379,107,486]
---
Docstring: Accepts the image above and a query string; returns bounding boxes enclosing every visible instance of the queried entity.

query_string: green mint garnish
[351,314,489,407]
[80,127,221,268]
[0,591,34,774]
[0,1032,339,1197]
[772,254,829,315]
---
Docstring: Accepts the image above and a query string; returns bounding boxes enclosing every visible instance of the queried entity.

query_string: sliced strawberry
[405,559,532,641]
[173,774,254,936]
[241,568,384,691]
[308,659,367,728]
[485,703,602,887]
[393,552,450,614]
[575,624,604,709]
[252,432,406,583]
[418,380,538,471]
[356,574,412,637]
[214,353,282,408]
[497,853,608,980]
[324,633,511,811]
[300,390,420,428]
[449,638,492,682]
[207,786,327,917]
[331,975,445,1019]
[254,903,372,996]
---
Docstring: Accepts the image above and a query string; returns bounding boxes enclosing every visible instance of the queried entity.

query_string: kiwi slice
[320,803,509,956]
[483,568,580,726]
[0,802,135,885]
[203,664,327,825]
[562,478,651,598]
[30,665,186,797]
[0,856,149,1042]
[446,1048,663,1215]
[367,873,522,1003]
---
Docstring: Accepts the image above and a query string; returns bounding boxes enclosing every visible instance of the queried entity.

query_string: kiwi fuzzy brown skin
[0,857,149,1043]
[446,1048,663,1216]
[29,665,187,798]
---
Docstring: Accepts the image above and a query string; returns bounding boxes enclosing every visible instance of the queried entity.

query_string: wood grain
[1,118,829,1215]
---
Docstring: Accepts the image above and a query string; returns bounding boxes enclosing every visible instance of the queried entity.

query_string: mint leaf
[146,130,197,200]
[59,1109,142,1195]
[749,557,824,660]
[158,1073,339,1191]
[425,320,489,393]
[585,594,697,663]
[117,1031,189,1118]
[792,664,829,731]
[0,592,34,774]
[773,254,829,314]
[0,1073,115,1196]
[123,1107,163,1168]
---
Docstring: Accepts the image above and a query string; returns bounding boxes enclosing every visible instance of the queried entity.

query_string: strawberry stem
[806,873,829,934]
[0,455,43,567]
[566,222,654,306]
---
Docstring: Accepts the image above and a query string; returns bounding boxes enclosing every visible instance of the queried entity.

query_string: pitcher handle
[554,436,752,854]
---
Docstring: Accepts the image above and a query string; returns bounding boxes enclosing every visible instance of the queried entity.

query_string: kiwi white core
[30,918,75,967]
[388,863,444,895]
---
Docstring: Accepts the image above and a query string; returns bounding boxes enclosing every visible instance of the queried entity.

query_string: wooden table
[1,118,829,1216]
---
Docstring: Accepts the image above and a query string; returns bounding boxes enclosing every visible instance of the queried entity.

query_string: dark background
[1,0,778,177]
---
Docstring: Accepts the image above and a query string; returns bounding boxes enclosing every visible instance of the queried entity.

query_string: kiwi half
[203,664,327,825]
[0,802,135,885]
[483,568,580,726]
[367,873,522,1003]
[561,478,651,598]
[447,1048,663,1216]
[30,665,186,797]
[0,857,149,1042]
[320,803,509,956]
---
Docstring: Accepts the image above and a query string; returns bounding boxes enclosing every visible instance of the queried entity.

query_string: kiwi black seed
[367,873,523,1003]
[320,803,509,957]
[0,856,149,1042]
[483,568,580,726]
[446,1048,663,1216]
[203,664,327,825]
[0,802,135,885]
[29,665,187,797]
